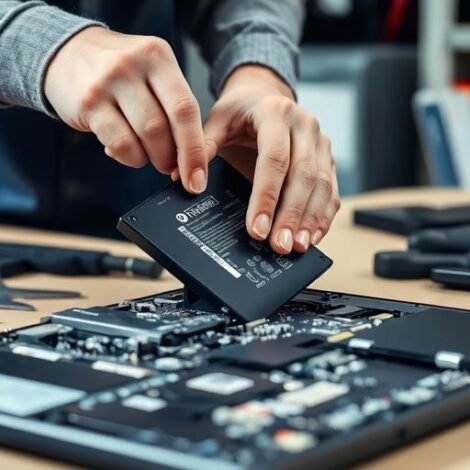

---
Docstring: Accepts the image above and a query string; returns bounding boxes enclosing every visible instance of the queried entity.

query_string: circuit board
[0,288,469,469]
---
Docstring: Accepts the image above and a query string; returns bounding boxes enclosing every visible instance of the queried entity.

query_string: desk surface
[1,187,470,470]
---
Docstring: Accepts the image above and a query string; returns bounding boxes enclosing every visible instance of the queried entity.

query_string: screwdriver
[0,242,162,279]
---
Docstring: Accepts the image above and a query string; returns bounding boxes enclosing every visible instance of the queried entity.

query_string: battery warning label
[176,191,293,287]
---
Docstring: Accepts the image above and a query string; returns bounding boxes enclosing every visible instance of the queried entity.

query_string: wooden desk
[1,187,469,469]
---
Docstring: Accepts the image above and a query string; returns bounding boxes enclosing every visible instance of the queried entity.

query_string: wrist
[221,65,295,100]
[45,26,107,96]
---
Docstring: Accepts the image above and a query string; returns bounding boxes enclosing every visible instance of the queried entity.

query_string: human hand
[201,65,340,255]
[44,27,208,194]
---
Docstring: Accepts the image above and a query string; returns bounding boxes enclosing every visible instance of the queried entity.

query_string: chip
[163,367,281,409]
[279,381,349,408]
[186,372,254,395]
[210,335,320,370]
[122,395,167,412]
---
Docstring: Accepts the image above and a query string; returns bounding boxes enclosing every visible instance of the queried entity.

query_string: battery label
[175,192,293,289]
[178,225,241,278]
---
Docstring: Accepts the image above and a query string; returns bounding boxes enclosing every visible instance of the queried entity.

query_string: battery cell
[118,158,332,323]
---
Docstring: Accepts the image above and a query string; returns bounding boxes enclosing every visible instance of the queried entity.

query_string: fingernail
[295,230,310,251]
[171,168,179,181]
[104,147,114,158]
[278,228,293,252]
[312,229,323,245]
[190,168,206,193]
[253,213,271,239]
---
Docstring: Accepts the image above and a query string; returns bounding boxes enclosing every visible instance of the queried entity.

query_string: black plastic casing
[118,158,332,323]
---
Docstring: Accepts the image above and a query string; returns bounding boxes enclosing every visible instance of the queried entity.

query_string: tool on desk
[374,251,470,279]
[354,204,470,235]
[0,280,81,311]
[431,267,470,290]
[408,224,470,253]
[374,217,470,286]
[0,242,162,311]
[0,242,162,279]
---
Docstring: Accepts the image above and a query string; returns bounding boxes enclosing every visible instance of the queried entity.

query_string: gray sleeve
[0,0,106,115]
[181,0,305,97]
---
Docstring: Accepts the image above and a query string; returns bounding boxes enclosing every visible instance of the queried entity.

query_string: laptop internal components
[0,288,467,468]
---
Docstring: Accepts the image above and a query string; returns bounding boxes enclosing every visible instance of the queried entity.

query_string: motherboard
[0,288,469,469]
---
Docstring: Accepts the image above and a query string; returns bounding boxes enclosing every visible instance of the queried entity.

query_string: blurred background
[187,0,470,197]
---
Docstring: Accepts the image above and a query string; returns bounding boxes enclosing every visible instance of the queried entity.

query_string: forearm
[182,0,305,97]
[0,0,105,115]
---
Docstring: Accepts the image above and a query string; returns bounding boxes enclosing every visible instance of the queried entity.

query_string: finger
[311,169,340,245]
[245,119,290,250]
[296,135,336,247]
[114,83,176,175]
[270,125,318,254]
[321,162,341,235]
[203,105,228,160]
[204,104,257,154]
[88,102,147,168]
[147,53,207,194]
[171,167,180,181]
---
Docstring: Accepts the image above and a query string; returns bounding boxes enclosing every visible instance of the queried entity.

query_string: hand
[202,66,340,255]
[44,27,208,194]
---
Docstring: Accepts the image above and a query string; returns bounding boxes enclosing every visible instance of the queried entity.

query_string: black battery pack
[118,158,332,323]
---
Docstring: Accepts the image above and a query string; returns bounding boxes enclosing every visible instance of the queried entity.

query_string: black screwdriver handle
[408,224,470,254]
[374,251,470,279]
[102,255,162,278]
[0,243,106,276]
[0,257,30,278]
[0,243,161,278]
